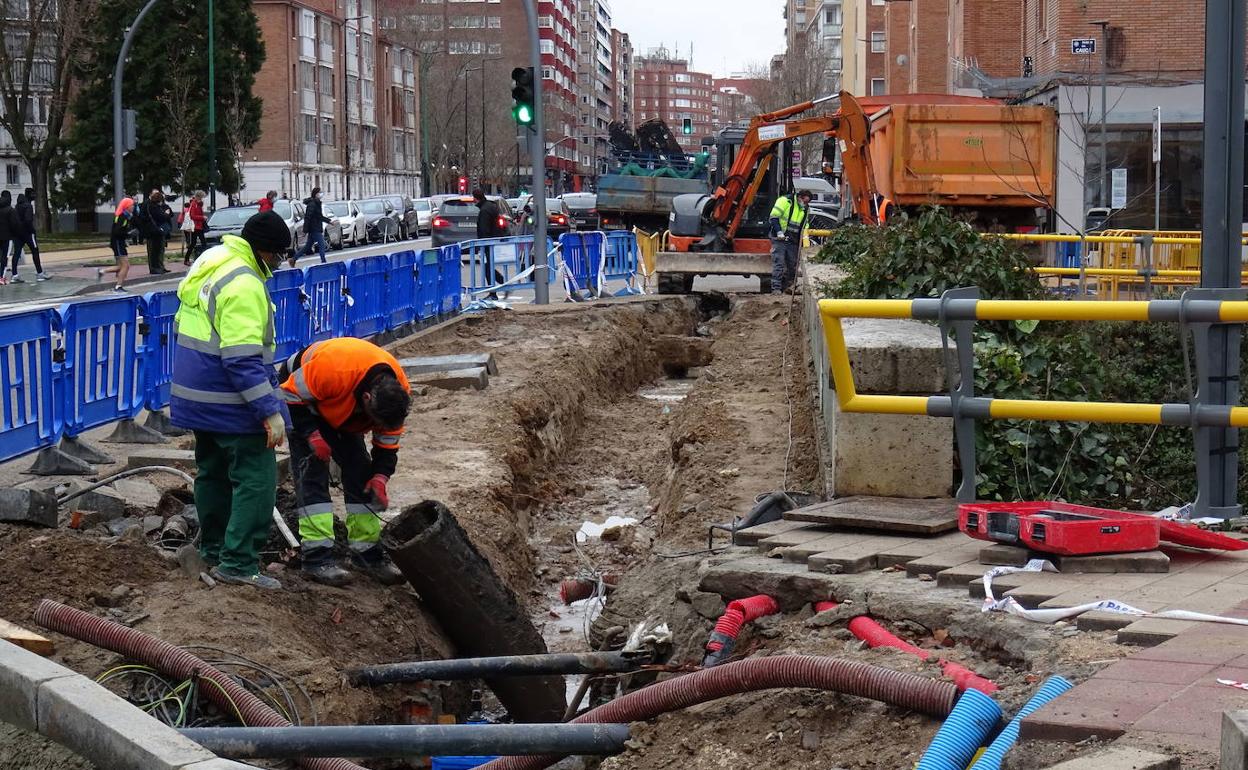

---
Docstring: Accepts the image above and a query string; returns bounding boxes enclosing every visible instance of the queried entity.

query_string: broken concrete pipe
[381,501,567,723]
[32,599,367,770]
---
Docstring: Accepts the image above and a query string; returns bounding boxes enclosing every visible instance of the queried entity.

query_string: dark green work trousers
[194,431,277,576]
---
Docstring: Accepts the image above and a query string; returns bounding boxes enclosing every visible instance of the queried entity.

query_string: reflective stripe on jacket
[170,234,283,434]
[279,337,410,451]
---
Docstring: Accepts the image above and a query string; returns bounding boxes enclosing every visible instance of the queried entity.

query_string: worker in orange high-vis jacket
[279,337,412,586]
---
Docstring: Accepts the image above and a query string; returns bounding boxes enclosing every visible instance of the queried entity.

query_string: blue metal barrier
[440,243,462,315]
[0,309,61,463]
[1058,241,1083,268]
[140,291,179,410]
[267,268,309,362]
[559,232,603,295]
[59,296,145,437]
[389,250,419,328]
[461,236,553,296]
[304,262,348,343]
[418,248,442,320]
[346,255,391,337]
[603,232,639,282]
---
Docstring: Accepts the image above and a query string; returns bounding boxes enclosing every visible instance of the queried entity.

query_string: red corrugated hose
[814,601,998,695]
[34,599,368,770]
[477,654,960,770]
[702,594,780,666]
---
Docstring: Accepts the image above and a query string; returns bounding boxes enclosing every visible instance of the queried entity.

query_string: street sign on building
[1111,168,1128,209]
[1071,38,1097,55]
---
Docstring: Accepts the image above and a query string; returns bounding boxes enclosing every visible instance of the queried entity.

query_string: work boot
[210,566,281,591]
[351,547,405,586]
[301,551,352,587]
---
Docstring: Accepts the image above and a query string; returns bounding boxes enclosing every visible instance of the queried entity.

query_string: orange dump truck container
[868,103,1057,217]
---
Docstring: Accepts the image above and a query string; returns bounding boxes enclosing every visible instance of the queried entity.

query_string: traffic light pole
[112,0,162,204]
[522,0,549,305]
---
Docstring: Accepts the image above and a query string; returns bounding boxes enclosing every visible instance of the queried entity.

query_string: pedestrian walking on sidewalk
[290,187,332,268]
[100,197,136,292]
[11,188,47,282]
[170,211,292,590]
[0,191,18,286]
[141,189,172,275]
[279,337,410,586]
[180,190,208,265]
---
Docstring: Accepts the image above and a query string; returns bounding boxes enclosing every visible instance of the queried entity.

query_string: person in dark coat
[11,188,46,282]
[290,186,332,267]
[0,191,16,285]
[141,189,171,274]
[473,188,506,239]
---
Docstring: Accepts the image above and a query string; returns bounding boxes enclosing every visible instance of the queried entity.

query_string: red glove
[307,430,332,463]
[365,474,390,510]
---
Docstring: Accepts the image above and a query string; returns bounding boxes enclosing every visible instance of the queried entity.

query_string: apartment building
[576,0,614,181]
[611,29,634,129]
[634,50,715,154]
[802,0,844,94]
[251,0,420,202]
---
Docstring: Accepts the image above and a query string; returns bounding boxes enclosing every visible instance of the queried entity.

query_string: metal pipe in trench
[348,651,645,686]
[178,724,631,759]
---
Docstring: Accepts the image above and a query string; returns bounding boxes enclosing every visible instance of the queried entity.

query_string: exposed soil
[0,292,1176,769]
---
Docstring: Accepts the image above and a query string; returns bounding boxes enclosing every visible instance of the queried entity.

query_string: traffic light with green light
[682,118,693,135]
[511,66,536,127]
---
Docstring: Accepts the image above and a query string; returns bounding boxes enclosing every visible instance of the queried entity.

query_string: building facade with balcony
[610,28,634,130]
[634,49,714,155]
[575,0,614,185]
[803,0,844,94]
[251,0,421,203]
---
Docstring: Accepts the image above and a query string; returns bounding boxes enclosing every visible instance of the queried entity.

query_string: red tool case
[960,501,1248,555]
[959,502,1159,556]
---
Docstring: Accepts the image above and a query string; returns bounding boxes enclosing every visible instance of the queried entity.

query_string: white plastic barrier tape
[981,559,1248,627]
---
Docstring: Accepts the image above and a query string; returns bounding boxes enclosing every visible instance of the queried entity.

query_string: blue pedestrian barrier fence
[58,296,146,438]
[0,244,466,468]
[559,232,604,298]
[0,309,61,463]
[1057,241,1082,268]
[603,231,642,294]
[304,262,348,343]
[140,290,179,411]
[461,236,554,298]
[267,268,310,362]
[388,250,419,328]
[345,255,391,338]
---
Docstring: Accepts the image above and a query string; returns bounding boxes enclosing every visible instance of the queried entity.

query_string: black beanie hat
[241,210,292,253]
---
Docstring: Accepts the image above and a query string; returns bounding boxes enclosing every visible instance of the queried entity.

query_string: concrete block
[103,418,168,445]
[829,404,952,498]
[1043,746,1178,770]
[400,352,498,376]
[840,317,945,394]
[38,675,219,770]
[112,479,163,509]
[410,366,489,391]
[1117,618,1195,646]
[0,489,58,528]
[936,562,989,587]
[127,449,198,472]
[0,640,76,731]
[980,543,1032,566]
[1054,551,1170,574]
[1223,710,1248,770]
[731,519,810,547]
[69,487,127,521]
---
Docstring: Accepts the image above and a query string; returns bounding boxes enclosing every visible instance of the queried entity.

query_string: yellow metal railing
[818,296,1248,427]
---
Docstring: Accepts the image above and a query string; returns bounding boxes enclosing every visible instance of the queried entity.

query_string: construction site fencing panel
[603,231,640,286]
[460,236,553,297]
[388,249,419,328]
[58,296,146,437]
[439,243,463,315]
[345,255,391,338]
[418,248,443,320]
[559,231,602,295]
[140,290,178,411]
[304,262,348,343]
[0,309,61,463]
[267,268,310,362]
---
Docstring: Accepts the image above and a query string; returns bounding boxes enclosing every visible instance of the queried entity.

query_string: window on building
[540,39,554,54]
[321,118,336,145]
[5,165,18,186]
[825,6,841,25]
[871,0,884,5]
[303,114,318,143]
[870,78,885,95]
[870,31,885,53]
[299,61,315,90]
[300,10,315,38]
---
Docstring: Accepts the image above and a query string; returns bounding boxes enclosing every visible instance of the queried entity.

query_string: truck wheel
[658,273,691,295]
[758,276,773,294]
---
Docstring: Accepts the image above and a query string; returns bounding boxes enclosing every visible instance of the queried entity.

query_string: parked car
[561,193,601,230]
[325,200,367,247]
[202,200,342,255]
[363,195,420,239]
[430,194,460,213]
[412,197,434,236]
[431,196,516,248]
[358,198,401,243]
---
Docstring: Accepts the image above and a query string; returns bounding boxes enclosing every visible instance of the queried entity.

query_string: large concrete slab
[808,535,921,574]
[828,405,952,498]
[838,317,946,394]
[655,251,770,277]
[399,352,498,376]
[1041,746,1177,770]
[784,496,959,534]
[0,640,76,731]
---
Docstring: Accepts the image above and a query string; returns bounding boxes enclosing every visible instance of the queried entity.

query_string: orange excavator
[658,91,878,294]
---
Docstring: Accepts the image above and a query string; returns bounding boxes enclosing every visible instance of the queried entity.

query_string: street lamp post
[207,0,216,208]
[112,0,162,204]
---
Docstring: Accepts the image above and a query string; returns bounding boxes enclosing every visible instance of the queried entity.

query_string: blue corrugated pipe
[967,676,1074,770]
[915,688,1003,770]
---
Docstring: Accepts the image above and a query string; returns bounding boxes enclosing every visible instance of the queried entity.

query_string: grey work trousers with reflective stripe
[770,237,800,294]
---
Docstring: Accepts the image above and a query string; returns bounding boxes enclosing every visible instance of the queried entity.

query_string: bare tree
[219,71,254,198]
[158,41,200,199]
[0,0,100,230]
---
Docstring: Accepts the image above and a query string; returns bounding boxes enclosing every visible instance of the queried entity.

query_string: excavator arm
[708,90,878,242]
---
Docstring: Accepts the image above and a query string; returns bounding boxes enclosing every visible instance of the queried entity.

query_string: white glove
[263,412,286,449]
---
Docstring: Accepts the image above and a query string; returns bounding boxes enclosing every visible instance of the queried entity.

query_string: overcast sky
[610,0,785,78]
